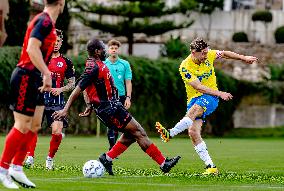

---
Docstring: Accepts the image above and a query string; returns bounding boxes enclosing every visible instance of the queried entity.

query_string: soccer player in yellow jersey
[156,38,258,175]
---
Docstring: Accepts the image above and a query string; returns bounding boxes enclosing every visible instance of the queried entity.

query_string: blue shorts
[187,94,219,120]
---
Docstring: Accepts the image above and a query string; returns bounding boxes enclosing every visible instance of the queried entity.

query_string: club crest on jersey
[205,60,210,67]
[57,62,63,67]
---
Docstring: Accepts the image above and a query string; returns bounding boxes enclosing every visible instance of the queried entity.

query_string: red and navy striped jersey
[17,12,56,72]
[44,55,75,108]
[78,58,118,108]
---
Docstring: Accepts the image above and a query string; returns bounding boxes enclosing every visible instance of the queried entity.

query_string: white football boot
[0,170,19,189]
[8,165,36,188]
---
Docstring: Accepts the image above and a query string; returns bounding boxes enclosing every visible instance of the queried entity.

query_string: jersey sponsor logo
[197,69,212,81]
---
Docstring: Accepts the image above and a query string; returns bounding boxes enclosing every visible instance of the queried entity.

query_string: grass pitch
[0,135,283,190]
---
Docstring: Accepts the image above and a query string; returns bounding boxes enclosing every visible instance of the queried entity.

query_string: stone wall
[212,42,284,82]
[233,104,284,128]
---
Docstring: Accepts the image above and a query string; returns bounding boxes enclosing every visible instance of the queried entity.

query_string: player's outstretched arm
[223,51,258,64]
[52,85,82,119]
[51,77,76,96]
[189,80,233,101]
[79,90,92,117]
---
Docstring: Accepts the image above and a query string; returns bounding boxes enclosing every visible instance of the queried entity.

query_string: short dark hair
[107,39,121,47]
[87,38,104,56]
[56,29,63,40]
[190,38,209,52]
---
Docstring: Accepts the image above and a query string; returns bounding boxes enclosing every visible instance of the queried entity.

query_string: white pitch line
[32,177,284,189]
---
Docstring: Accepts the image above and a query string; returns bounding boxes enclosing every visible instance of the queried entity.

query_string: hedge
[0,46,282,136]
[232,32,249,42]
[274,26,284,43]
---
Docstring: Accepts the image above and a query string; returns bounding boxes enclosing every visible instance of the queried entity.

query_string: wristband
[126,96,131,100]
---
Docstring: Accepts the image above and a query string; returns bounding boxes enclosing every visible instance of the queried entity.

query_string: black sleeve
[30,15,53,42]
[78,65,99,91]
[63,57,75,79]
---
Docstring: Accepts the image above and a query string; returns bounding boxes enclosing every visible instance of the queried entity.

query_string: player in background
[53,38,181,176]
[104,39,132,150]
[24,29,75,170]
[156,38,258,175]
[0,0,65,189]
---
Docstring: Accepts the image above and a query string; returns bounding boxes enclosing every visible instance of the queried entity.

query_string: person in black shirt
[24,30,75,170]
[53,38,181,176]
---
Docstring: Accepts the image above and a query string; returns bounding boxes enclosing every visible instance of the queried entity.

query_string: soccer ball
[82,160,105,178]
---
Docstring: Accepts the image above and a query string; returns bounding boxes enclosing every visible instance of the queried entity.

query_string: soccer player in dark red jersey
[53,38,181,176]
[24,29,75,170]
[0,0,65,189]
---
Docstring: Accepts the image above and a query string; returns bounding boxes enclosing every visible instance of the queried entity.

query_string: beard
[53,50,59,54]
[99,50,107,61]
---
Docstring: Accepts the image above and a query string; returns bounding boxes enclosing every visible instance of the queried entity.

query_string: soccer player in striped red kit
[0,0,65,189]
[24,29,75,170]
[53,38,181,175]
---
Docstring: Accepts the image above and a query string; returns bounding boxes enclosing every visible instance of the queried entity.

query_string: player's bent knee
[188,129,198,138]
[133,124,147,139]
[187,104,204,119]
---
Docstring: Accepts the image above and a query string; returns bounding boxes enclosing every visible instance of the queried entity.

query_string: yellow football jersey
[179,49,219,104]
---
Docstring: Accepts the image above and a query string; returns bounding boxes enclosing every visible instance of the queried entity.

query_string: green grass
[0,136,284,190]
[223,127,284,138]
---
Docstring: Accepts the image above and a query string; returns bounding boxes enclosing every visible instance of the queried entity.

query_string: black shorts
[95,101,132,132]
[119,95,126,106]
[9,67,44,116]
[43,109,68,128]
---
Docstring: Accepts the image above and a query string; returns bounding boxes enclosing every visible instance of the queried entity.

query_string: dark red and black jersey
[17,12,56,72]
[78,58,118,108]
[48,55,75,88]
[44,55,75,108]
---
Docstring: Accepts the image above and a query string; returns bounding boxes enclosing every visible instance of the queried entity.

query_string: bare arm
[78,90,93,117]
[189,80,233,101]
[50,77,76,96]
[125,80,132,98]
[82,90,90,104]
[52,86,82,119]
[27,38,51,92]
[61,77,75,92]
[222,51,258,64]
[124,80,132,109]
[27,38,50,75]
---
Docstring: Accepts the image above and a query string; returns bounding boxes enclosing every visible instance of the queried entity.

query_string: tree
[252,10,272,43]
[4,0,30,46]
[56,1,72,53]
[72,0,196,55]
[195,0,224,40]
